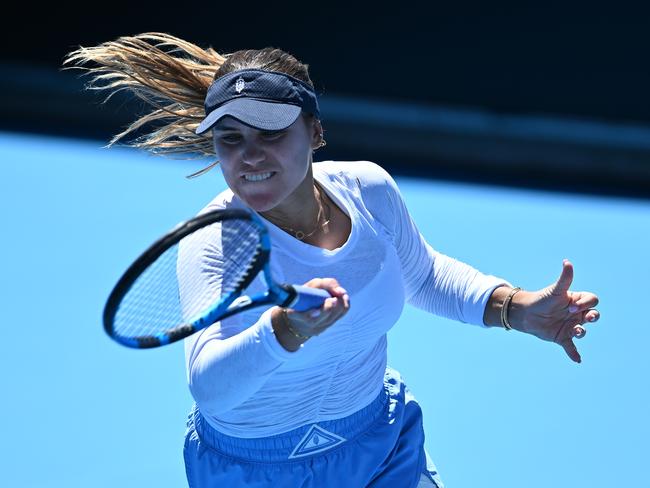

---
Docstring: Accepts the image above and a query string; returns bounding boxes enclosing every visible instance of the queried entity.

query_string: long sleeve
[354,161,509,326]
[177,220,298,416]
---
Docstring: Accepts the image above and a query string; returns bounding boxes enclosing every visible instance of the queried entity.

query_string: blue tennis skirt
[183,367,444,487]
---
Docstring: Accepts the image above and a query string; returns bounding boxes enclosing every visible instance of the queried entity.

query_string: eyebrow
[212,126,240,132]
[213,126,285,134]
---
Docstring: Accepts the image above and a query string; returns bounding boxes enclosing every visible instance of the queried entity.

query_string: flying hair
[63,32,321,178]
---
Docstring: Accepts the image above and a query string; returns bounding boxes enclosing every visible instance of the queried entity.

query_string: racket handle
[288,285,331,311]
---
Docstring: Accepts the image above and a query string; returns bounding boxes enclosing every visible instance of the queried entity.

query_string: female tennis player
[65,33,600,487]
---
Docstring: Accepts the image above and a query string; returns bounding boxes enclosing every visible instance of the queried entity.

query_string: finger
[293,292,346,320]
[573,325,586,339]
[305,277,333,289]
[330,294,351,314]
[323,296,350,316]
[568,293,599,312]
[550,259,574,296]
[560,337,582,363]
[341,292,351,309]
[323,296,339,311]
[311,278,347,297]
[298,295,349,335]
[580,309,600,324]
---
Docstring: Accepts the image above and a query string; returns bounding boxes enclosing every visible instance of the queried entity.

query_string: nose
[241,140,266,166]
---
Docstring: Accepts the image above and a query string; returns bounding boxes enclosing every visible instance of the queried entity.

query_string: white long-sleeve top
[179,161,508,438]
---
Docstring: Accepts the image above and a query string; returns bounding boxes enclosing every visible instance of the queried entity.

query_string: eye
[218,134,242,145]
[261,130,286,141]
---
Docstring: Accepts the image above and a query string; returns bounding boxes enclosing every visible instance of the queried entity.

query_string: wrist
[507,290,530,333]
[271,307,309,352]
[484,285,528,331]
[500,287,522,330]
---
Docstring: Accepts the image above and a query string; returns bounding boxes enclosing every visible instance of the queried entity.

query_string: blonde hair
[63,32,321,177]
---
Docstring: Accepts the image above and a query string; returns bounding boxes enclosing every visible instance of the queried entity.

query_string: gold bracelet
[500,287,522,331]
[281,308,311,341]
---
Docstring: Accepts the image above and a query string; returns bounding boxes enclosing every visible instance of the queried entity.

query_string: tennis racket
[103,208,330,348]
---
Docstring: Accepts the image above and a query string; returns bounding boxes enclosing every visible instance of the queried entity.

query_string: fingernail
[569,305,578,313]
[335,286,346,295]
[309,309,321,318]
[589,315,597,322]
[330,297,338,306]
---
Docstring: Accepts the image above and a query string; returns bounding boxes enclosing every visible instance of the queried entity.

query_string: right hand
[287,277,350,336]
[272,278,350,351]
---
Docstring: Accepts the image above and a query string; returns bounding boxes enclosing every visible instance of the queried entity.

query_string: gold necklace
[277,185,331,240]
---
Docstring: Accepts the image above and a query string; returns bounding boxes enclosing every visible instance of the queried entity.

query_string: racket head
[103,209,269,348]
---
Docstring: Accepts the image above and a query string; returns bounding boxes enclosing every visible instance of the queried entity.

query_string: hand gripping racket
[103,208,330,348]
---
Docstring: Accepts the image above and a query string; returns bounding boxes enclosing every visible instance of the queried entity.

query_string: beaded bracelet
[281,308,312,340]
[500,287,522,331]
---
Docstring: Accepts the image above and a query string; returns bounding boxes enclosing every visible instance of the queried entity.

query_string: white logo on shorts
[288,424,347,459]
[235,77,245,93]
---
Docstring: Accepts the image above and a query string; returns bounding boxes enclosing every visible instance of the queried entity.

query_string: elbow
[187,362,231,414]
[187,359,251,415]
[187,363,212,408]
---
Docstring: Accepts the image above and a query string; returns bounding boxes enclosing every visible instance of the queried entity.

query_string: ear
[310,117,324,150]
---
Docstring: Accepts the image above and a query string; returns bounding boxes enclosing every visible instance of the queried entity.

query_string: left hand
[510,259,600,363]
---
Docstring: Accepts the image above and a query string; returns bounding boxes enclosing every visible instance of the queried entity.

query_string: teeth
[244,172,273,182]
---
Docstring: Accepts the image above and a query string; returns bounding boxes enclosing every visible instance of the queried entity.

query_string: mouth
[242,171,276,182]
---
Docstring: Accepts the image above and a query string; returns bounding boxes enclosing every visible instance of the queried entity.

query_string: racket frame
[103,209,296,348]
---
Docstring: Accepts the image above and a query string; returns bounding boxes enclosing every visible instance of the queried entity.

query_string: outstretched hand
[510,259,600,363]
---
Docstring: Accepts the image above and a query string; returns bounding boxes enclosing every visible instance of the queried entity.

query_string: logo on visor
[235,77,245,93]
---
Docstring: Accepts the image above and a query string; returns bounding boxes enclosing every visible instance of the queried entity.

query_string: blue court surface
[1,131,648,487]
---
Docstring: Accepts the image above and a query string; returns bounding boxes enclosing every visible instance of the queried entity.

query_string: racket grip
[289,285,331,311]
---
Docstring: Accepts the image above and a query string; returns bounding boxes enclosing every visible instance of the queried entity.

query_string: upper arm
[347,161,436,300]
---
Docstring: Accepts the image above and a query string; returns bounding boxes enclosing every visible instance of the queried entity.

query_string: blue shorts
[183,367,444,487]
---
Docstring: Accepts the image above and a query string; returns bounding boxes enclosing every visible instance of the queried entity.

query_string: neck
[261,170,322,237]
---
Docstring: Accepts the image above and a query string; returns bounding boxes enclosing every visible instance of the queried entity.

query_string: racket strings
[112,218,262,341]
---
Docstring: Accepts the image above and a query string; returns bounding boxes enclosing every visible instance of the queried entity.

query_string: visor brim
[195,98,302,134]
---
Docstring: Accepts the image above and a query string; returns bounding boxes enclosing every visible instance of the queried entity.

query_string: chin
[239,192,282,213]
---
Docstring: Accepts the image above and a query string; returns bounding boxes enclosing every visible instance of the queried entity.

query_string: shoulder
[314,160,399,193]
[314,160,403,225]
[196,187,245,216]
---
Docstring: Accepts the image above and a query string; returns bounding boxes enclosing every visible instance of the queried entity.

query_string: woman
[65,33,600,487]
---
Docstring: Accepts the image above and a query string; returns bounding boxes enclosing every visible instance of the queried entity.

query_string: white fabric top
[180,161,508,438]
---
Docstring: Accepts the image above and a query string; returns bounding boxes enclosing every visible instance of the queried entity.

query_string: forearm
[408,249,510,326]
[187,311,297,414]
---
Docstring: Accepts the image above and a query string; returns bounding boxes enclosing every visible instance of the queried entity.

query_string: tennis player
[65,33,600,487]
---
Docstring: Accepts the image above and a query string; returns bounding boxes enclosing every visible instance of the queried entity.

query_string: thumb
[550,259,574,296]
